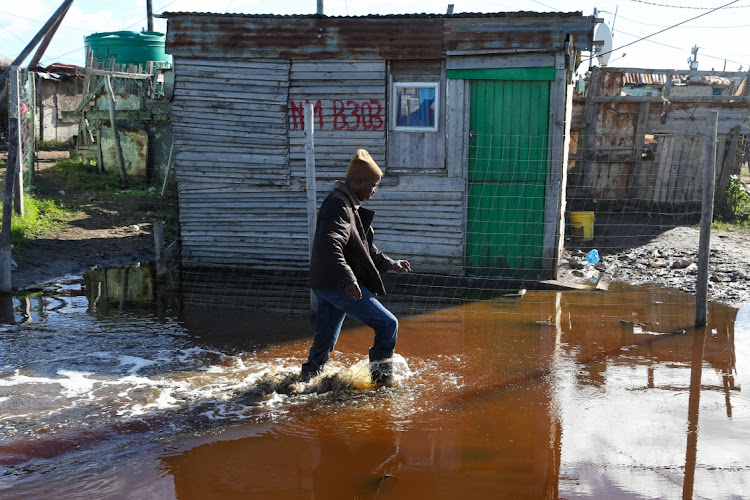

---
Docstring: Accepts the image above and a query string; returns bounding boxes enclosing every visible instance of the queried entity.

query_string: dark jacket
[308,181,394,294]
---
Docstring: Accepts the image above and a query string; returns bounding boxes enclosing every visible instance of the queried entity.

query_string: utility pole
[147,0,154,31]
[688,45,700,71]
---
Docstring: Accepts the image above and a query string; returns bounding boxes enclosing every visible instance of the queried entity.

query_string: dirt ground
[8,152,750,308]
[10,151,173,291]
[560,215,750,307]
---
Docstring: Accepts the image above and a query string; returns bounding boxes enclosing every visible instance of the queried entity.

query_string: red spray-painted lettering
[290,100,323,130]
[290,99,383,130]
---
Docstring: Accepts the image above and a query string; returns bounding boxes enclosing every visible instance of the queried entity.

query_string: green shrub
[716,175,750,226]
[10,193,72,243]
[36,139,68,151]
[54,158,123,191]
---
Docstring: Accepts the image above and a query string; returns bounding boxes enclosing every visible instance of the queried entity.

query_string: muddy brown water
[0,272,748,499]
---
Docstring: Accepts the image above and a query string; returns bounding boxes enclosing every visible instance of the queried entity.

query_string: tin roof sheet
[163,11,595,58]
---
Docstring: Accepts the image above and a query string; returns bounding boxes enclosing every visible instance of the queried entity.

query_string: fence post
[695,111,718,326]
[104,75,128,184]
[304,103,317,313]
[14,70,25,217]
[0,67,20,293]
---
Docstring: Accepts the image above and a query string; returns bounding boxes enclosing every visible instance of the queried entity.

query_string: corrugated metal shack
[162,11,595,279]
[569,66,750,211]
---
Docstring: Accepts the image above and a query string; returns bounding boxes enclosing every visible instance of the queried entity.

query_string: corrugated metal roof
[160,11,585,19]
[622,72,667,86]
[164,12,595,59]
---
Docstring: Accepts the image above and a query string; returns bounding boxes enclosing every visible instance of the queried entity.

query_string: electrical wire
[599,9,750,28]
[629,0,750,8]
[596,0,741,59]
[614,28,748,65]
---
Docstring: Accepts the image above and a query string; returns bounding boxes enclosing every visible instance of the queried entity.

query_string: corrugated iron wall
[288,59,386,181]
[172,54,466,272]
[173,57,310,268]
[164,12,596,274]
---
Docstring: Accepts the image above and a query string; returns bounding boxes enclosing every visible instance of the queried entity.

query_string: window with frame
[392,82,439,132]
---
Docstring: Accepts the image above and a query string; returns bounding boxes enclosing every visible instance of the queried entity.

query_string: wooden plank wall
[288,59,464,273]
[172,58,308,268]
[174,57,467,273]
[569,68,750,207]
[288,59,386,181]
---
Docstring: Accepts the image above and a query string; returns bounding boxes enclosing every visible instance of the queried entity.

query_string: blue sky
[1,0,747,72]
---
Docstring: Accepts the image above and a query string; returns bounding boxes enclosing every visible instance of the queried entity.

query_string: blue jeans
[304,285,398,369]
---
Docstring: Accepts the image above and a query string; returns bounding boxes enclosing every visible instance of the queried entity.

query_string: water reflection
[0,266,747,499]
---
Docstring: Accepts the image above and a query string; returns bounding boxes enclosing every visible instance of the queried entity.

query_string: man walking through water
[301,149,411,385]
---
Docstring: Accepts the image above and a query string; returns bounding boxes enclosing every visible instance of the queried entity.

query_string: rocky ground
[560,219,750,308]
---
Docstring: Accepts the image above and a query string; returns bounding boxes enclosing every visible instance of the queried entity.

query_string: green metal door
[448,68,552,277]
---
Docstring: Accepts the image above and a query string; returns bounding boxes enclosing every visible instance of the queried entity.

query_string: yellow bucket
[570,211,595,241]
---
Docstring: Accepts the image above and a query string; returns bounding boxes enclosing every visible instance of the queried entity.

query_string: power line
[615,28,747,65]
[0,8,88,32]
[597,0,741,59]
[629,0,750,8]
[529,0,562,11]
[600,9,750,28]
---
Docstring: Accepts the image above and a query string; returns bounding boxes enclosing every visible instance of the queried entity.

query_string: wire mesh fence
[81,128,750,324]
[5,69,750,325]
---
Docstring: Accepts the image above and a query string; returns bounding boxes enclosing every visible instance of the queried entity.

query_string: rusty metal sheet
[599,70,625,96]
[165,12,594,59]
[167,16,443,60]
[622,72,667,86]
[99,125,148,178]
[442,15,595,53]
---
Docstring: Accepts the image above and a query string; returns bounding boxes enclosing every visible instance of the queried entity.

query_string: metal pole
[304,103,317,312]
[317,0,324,15]
[0,0,75,88]
[695,111,718,326]
[0,68,21,293]
[147,0,154,31]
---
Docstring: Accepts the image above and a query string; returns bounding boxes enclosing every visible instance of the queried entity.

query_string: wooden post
[96,125,104,174]
[153,219,166,279]
[0,67,20,293]
[695,111,718,327]
[28,1,72,69]
[304,103,317,312]
[0,0,75,87]
[160,143,173,197]
[104,75,128,184]
[13,70,24,217]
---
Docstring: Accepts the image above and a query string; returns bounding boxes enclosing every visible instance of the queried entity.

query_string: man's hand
[344,282,362,300]
[390,260,411,273]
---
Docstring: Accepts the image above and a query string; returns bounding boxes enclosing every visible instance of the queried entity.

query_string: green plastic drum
[84,31,171,68]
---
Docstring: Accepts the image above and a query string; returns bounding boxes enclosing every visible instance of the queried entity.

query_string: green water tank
[84,31,171,68]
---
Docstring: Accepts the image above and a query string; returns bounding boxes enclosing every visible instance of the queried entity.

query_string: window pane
[396,86,436,128]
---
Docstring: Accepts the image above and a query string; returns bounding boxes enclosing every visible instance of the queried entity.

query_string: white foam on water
[0,370,59,387]
[117,355,158,375]
[0,397,9,404]
[57,370,97,398]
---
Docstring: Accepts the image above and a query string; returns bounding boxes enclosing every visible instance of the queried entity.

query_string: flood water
[1,267,748,499]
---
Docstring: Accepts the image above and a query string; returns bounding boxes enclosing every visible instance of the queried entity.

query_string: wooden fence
[568,67,750,211]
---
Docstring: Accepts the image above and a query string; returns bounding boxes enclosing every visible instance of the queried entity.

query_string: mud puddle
[0,267,748,498]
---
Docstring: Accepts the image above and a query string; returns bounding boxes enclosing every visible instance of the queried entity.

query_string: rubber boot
[300,362,322,382]
[369,348,395,386]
